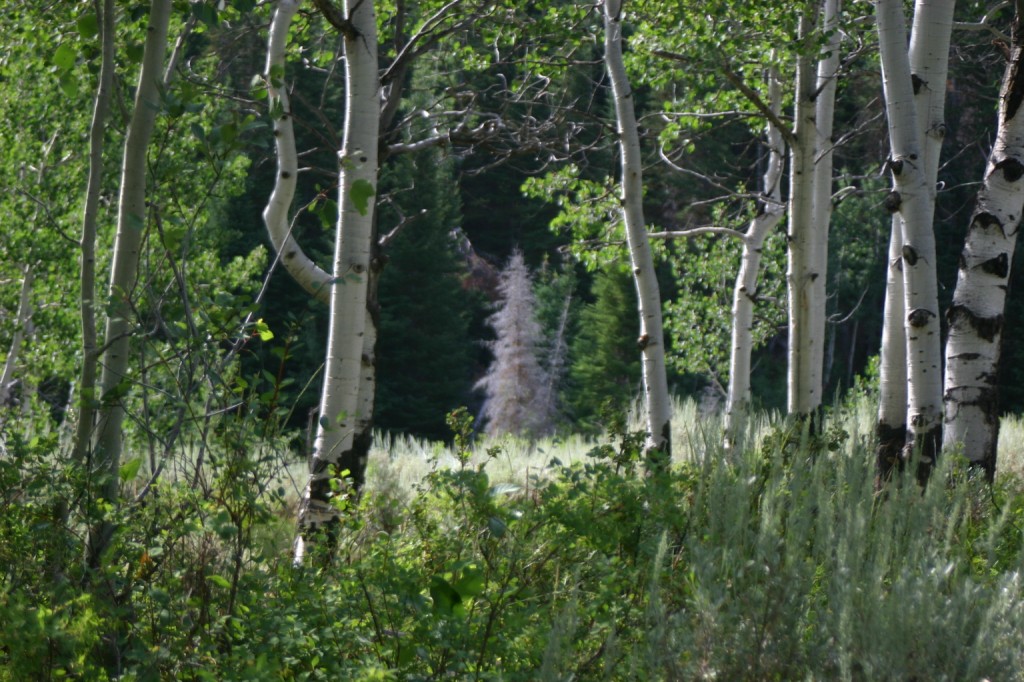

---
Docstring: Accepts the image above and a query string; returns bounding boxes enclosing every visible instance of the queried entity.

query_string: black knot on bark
[911,73,926,94]
[971,212,1002,232]
[907,308,935,328]
[979,252,1009,278]
[884,191,902,213]
[637,333,650,350]
[947,304,1004,342]
[889,158,904,176]
[995,157,1024,182]
[902,244,919,266]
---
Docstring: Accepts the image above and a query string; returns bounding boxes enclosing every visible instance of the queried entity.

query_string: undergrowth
[2,401,1024,679]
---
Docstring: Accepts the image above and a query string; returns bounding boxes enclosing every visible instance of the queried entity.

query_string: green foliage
[6,402,1024,678]
[565,265,642,429]
[375,152,475,441]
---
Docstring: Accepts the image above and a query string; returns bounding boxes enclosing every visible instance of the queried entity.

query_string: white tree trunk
[263,0,331,304]
[603,0,672,458]
[72,0,115,470]
[876,0,951,482]
[786,7,823,417]
[294,0,379,564]
[88,0,172,567]
[0,267,33,408]
[809,0,841,404]
[724,70,786,445]
[943,14,1024,480]
[876,217,908,480]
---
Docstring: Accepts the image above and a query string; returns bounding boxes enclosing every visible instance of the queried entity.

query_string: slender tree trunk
[724,69,786,446]
[877,219,908,481]
[603,0,672,458]
[294,0,379,564]
[72,0,116,474]
[87,0,172,568]
[263,0,331,304]
[787,5,823,418]
[0,267,33,408]
[876,0,952,484]
[810,0,841,401]
[943,9,1024,480]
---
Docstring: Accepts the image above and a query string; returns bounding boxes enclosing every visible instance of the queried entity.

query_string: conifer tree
[476,250,553,438]
[567,266,641,429]
[376,153,473,440]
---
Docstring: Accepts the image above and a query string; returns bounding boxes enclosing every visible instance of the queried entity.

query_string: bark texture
[875,0,952,483]
[787,0,839,419]
[603,0,672,458]
[943,10,1024,480]
[294,0,379,564]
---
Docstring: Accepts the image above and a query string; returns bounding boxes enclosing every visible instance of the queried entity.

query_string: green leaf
[192,2,218,27]
[58,73,79,98]
[126,43,144,64]
[119,457,143,482]
[429,576,461,615]
[76,13,99,39]
[208,574,231,589]
[52,43,77,71]
[254,318,274,341]
[453,564,485,598]
[349,179,375,216]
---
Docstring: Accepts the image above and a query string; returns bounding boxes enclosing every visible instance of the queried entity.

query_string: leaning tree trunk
[262,0,331,304]
[943,10,1024,481]
[603,0,672,458]
[875,0,952,485]
[724,69,786,446]
[293,0,379,564]
[87,0,172,568]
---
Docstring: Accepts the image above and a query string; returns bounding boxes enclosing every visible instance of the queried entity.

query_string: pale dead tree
[476,250,554,439]
[944,3,1024,481]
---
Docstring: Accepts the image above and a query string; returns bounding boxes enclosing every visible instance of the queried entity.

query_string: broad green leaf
[119,457,143,482]
[52,43,76,71]
[349,179,375,216]
[77,13,99,39]
[58,73,79,98]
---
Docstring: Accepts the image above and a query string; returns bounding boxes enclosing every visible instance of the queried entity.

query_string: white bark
[294,0,379,563]
[786,7,823,417]
[603,0,672,457]
[0,267,33,407]
[810,0,841,404]
[943,14,1024,479]
[72,0,115,470]
[876,216,908,479]
[88,0,172,567]
[262,0,331,304]
[724,70,786,445]
[876,0,951,480]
